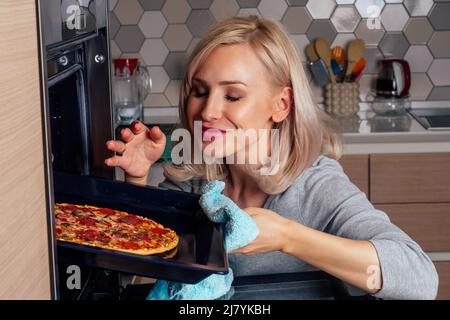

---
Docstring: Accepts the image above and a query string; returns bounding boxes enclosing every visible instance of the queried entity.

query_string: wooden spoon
[346,39,365,79]
[314,38,335,83]
[306,43,319,63]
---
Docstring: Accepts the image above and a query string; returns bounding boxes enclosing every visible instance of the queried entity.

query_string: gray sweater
[158,155,439,300]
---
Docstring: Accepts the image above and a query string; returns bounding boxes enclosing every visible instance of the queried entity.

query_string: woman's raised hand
[104,121,166,179]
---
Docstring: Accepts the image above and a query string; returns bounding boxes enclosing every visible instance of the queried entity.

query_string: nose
[201,91,223,122]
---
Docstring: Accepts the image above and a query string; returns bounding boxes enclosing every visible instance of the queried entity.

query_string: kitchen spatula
[348,57,366,82]
[306,43,319,63]
[331,46,345,67]
[314,38,335,83]
[346,39,365,80]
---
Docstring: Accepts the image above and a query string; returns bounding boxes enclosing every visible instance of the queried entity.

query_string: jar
[370,96,411,116]
[370,114,412,132]
[325,83,360,117]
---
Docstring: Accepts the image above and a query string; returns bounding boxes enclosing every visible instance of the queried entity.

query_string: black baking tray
[52,171,228,284]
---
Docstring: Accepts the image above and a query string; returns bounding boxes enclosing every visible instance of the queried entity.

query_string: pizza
[55,203,179,255]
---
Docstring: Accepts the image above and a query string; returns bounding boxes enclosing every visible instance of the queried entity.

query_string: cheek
[232,101,273,129]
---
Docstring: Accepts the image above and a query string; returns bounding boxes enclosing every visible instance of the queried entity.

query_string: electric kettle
[376,59,411,98]
[371,59,411,115]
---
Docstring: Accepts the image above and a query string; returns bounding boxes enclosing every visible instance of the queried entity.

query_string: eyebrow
[193,77,247,87]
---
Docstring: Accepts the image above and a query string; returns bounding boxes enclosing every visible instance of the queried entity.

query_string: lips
[202,126,226,141]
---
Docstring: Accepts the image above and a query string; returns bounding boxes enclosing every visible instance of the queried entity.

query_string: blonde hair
[163,16,342,194]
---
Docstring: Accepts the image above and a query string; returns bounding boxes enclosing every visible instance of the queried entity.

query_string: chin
[202,140,236,160]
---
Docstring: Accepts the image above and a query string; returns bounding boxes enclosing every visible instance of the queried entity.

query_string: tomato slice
[98,208,115,215]
[116,240,141,250]
[79,216,96,226]
[119,215,142,226]
[151,227,169,235]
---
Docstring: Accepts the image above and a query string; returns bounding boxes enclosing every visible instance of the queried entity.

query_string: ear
[272,86,293,123]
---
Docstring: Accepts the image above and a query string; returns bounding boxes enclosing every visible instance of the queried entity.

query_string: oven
[37,0,372,301]
[40,0,113,179]
[38,0,229,300]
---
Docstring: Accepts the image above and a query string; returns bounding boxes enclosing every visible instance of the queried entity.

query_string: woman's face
[186,43,290,161]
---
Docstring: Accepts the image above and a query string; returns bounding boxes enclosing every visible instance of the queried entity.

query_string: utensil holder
[325,83,360,117]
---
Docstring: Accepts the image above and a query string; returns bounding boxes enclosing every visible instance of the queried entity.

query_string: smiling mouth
[201,126,227,141]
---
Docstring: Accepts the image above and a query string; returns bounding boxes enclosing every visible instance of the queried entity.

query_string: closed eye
[194,91,208,98]
[226,95,240,102]
[192,86,208,98]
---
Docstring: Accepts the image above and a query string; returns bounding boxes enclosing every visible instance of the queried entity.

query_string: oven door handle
[48,63,83,88]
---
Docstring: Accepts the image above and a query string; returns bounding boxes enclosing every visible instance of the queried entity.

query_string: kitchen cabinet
[0,0,53,299]
[374,203,450,252]
[338,155,369,196]
[435,262,450,300]
[370,153,450,204]
[339,153,450,300]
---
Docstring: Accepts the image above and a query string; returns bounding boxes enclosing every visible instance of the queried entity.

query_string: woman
[105,16,438,299]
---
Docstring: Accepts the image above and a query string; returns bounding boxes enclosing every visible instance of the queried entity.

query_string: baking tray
[52,171,228,284]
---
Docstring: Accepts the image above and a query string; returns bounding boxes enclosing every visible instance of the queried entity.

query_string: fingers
[106,140,126,154]
[120,128,135,143]
[148,126,166,144]
[129,121,166,145]
[104,155,123,167]
[243,207,258,216]
[229,246,252,256]
[130,121,148,135]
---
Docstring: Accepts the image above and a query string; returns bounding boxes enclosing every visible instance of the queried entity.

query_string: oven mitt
[147,180,259,300]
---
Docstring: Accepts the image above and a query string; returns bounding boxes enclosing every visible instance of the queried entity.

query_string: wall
[109,0,450,111]
[0,0,52,299]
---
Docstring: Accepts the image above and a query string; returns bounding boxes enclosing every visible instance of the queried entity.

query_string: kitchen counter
[341,109,450,154]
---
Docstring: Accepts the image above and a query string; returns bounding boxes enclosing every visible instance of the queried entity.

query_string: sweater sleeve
[158,173,192,193]
[299,157,439,300]
[157,172,208,195]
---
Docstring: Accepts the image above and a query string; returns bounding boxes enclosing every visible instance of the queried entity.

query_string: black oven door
[48,47,90,175]
[47,30,114,179]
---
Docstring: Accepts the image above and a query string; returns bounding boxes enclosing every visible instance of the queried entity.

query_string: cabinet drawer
[435,262,450,300]
[376,203,450,252]
[370,153,450,204]
[339,155,369,196]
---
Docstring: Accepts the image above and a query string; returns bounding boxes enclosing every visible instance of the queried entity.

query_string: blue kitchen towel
[147,180,259,300]
[199,180,260,252]
[148,269,235,300]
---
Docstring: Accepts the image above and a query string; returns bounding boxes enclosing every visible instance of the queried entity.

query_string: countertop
[341,110,450,142]
[340,109,450,154]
